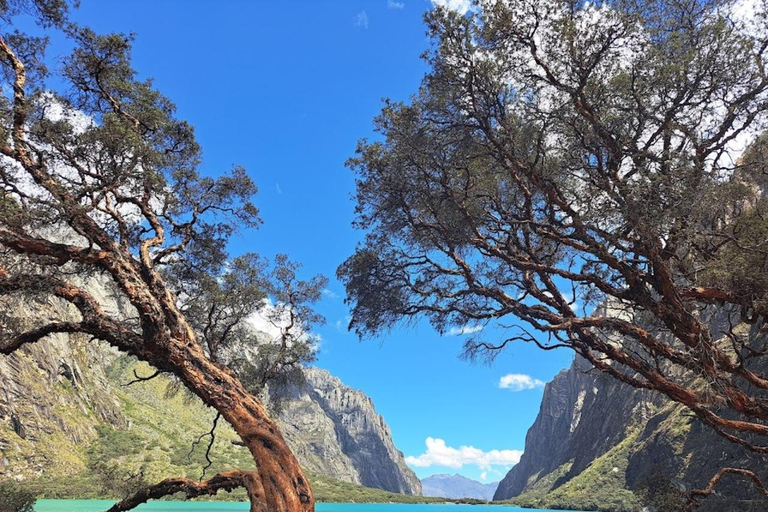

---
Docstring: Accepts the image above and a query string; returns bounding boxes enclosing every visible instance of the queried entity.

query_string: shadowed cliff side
[494,325,768,511]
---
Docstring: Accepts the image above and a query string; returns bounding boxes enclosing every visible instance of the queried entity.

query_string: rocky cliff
[494,351,768,511]
[0,308,420,495]
[269,367,421,494]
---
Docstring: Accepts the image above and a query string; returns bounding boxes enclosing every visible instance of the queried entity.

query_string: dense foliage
[0,480,35,512]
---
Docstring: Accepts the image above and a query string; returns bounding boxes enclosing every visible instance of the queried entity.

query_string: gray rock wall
[273,367,421,494]
[494,352,768,510]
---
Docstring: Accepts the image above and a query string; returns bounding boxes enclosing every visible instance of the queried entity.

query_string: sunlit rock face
[0,332,126,481]
[493,357,660,503]
[494,315,768,512]
[272,367,421,495]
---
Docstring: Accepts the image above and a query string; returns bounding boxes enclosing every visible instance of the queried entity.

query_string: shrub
[0,480,36,512]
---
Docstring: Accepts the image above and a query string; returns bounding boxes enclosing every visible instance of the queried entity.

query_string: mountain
[494,338,768,511]
[271,367,421,494]
[421,474,499,500]
[0,287,420,496]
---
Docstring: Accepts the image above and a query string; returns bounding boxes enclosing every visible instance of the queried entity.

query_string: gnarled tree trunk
[162,335,314,512]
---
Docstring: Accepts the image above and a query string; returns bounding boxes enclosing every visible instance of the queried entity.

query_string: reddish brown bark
[156,332,314,512]
[686,467,768,511]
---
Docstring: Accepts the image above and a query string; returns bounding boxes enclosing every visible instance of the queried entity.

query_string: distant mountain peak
[421,473,499,500]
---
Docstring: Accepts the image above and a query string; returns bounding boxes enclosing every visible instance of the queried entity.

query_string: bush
[0,480,36,512]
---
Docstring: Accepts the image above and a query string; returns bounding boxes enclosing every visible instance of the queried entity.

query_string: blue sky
[61,0,577,483]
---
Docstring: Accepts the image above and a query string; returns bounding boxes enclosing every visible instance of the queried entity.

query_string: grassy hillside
[308,473,486,504]
[9,356,483,505]
[501,429,643,512]
[23,471,463,504]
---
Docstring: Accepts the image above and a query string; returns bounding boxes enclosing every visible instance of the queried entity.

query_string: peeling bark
[106,471,266,512]
[0,18,315,511]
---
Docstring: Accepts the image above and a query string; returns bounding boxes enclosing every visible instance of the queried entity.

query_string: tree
[0,2,322,511]
[339,0,768,507]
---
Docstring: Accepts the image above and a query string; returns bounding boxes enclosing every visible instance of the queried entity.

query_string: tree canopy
[340,0,768,505]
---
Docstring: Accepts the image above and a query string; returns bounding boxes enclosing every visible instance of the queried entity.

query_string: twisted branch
[187,412,221,479]
[105,470,264,512]
[686,467,768,511]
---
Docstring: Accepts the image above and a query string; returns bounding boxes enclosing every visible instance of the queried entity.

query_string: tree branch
[187,412,221,479]
[686,467,768,511]
[123,369,162,387]
[104,470,263,512]
[1,321,86,355]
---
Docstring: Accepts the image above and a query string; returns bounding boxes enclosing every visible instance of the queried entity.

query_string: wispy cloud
[322,288,338,299]
[356,10,369,29]
[447,324,483,336]
[498,373,545,392]
[388,0,405,8]
[406,437,522,470]
[275,183,283,194]
[430,0,473,14]
[335,315,352,332]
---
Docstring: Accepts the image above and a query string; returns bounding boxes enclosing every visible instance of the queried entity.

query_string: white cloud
[430,0,473,14]
[388,0,405,8]
[406,437,523,470]
[356,10,369,29]
[498,373,545,392]
[246,300,320,349]
[447,324,483,336]
[322,288,339,299]
[480,471,487,481]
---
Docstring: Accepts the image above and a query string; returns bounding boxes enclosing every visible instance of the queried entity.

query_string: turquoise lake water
[34,501,582,512]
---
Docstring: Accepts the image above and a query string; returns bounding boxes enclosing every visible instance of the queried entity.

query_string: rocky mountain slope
[271,367,421,494]
[494,349,768,511]
[421,474,499,500]
[0,315,420,496]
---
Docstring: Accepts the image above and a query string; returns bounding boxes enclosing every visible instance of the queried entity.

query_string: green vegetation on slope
[10,355,481,505]
[0,480,36,512]
[307,473,485,504]
[21,471,486,505]
[503,430,643,512]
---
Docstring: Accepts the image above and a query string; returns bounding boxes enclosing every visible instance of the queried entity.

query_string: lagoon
[34,501,588,512]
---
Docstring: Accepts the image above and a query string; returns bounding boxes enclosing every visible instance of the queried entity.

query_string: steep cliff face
[494,350,768,511]
[271,368,421,494]
[0,333,125,481]
[0,304,419,495]
[493,357,658,503]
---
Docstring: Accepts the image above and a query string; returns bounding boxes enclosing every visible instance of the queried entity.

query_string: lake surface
[35,501,584,512]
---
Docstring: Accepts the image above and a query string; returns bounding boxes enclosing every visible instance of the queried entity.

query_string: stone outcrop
[494,352,768,511]
[274,368,420,494]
